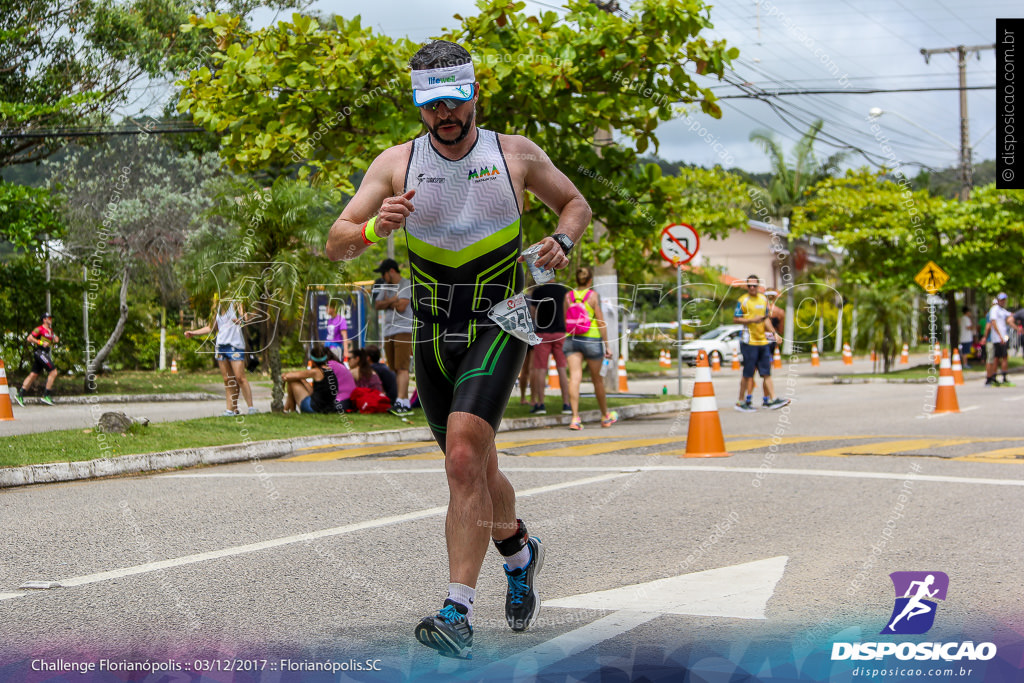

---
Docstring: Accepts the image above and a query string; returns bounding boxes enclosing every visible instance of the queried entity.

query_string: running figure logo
[881,571,949,635]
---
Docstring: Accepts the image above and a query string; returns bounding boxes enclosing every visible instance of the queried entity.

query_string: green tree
[747,119,844,352]
[50,135,224,387]
[177,0,739,282]
[0,181,62,252]
[182,176,338,411]
[0,0,301,167]
[852,284,915,372]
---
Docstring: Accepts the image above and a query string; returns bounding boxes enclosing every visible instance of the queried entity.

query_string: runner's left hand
[518,236,568,270]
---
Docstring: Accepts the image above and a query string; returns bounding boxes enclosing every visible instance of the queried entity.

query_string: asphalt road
[1,358,1022,682]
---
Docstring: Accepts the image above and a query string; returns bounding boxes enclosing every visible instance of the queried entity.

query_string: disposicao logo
[830,571,997,663]
[882,571,947,635]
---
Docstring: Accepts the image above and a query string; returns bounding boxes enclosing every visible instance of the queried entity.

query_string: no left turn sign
[660,223,700,266]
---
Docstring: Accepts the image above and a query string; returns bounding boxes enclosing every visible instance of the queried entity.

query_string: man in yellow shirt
[733,275,790,412]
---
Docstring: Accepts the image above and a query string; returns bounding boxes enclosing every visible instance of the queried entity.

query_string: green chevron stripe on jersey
[403,128,522,325]
[406,220,520,270]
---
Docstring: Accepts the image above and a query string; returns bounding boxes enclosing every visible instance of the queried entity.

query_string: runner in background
[15,313,60,407]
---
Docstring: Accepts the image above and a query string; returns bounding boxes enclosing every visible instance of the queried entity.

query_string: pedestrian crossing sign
[914,261,949,294]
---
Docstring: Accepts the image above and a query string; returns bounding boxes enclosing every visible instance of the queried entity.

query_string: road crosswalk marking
[802,438,977,457]
[952,446,1024,463]
[528,437,680,458]
[277,435,1024,464]
[286,442,435,462]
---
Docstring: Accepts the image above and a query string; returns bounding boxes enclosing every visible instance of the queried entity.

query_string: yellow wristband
[362,216,382,244]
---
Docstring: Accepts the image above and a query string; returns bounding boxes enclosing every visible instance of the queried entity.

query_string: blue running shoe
[415,600,473,659]
[504,536,544,631]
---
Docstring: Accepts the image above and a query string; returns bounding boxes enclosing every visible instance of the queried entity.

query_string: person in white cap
[983,293,1021,386]
[325,40,591,659]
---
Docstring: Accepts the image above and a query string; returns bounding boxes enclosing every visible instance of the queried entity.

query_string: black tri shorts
[32,348,55,374]
[414,320,527,452]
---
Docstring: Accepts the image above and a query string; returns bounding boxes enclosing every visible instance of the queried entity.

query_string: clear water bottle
[600,357,611,377]
[522,244,555,284]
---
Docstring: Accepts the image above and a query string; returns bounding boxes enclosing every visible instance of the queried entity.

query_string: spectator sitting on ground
[282,344,340,414]
[364,345,399,405]
[350,348,384,393]
[326,356,357,412]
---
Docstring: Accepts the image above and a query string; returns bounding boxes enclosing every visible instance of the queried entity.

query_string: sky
[246,0,1008,175]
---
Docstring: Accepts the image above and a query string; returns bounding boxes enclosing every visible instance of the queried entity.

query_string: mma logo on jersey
[467,165,501,182]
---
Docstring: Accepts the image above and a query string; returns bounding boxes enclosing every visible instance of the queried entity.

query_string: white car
[679,325,745,366]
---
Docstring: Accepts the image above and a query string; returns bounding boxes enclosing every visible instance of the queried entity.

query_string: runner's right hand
[375,189,416,236]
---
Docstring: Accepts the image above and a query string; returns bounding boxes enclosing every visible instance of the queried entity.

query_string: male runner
[325,40,591,659]
[15,313,60,407]
[733,276,790,412]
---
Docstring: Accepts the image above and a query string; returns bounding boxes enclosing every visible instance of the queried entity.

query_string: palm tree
[183,177,339,411]
[748,120,845,354]
[853,285,916,373]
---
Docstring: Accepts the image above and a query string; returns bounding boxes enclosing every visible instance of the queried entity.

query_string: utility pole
[920,43,994,201]
[590,0,622,393]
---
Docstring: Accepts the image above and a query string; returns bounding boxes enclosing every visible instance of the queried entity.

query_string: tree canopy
[177,0,742,281]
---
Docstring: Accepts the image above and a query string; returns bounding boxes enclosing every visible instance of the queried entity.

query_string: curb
[0,399,690,489]
[17,392,222,405]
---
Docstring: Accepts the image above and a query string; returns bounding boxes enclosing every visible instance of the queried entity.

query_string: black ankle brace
[492,519,528,557]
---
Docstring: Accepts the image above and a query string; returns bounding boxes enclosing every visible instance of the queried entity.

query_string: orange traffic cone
[900,344,909,364]
[933,349,959,414]
[932,342,941,365]
[547,355,560,390]
[683,349,729,458]
[170,359,178,373]
[842,343,853,365]
[0,359,14,421]
[659,349,671,369]
[617,356,629,392]
[870,349,877,363]
[773,346,782,369]
[951,348,964,385]
[710,350,721,372]
[731,349,741,371]
[307,359,313,384]
[811,344,820,367]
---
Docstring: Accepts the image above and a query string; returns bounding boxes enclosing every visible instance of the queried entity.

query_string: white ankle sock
[504,542,532,572]
[447,583,475,621]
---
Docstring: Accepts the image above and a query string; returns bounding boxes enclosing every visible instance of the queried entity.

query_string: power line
[0,124,205,140]
[713,85,994,99]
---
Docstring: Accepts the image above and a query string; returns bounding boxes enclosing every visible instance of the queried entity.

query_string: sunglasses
[420,98,466,112]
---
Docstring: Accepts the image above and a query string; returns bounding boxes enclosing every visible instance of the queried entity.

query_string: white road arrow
[544,555,789,619]
[473,557,788,679]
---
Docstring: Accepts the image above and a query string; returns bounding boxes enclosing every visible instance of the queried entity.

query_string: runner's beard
[425,109,476,146]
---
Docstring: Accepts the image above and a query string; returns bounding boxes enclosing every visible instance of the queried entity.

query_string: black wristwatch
[551,233,574,255]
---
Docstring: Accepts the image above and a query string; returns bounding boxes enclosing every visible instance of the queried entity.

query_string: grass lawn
[8,369,227,396]
[840,356,1022,380]
[0,396,679,469]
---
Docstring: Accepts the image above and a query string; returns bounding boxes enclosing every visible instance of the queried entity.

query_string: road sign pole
[676,263,683,396]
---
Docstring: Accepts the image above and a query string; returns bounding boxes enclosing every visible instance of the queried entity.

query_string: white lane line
[473,610,658,679]
[0,593,26,601]
[6,472,626,599]
[165,466,1024,487]
[1004,395,1024,402]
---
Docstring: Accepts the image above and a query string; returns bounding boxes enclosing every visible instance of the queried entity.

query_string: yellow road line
[286,442,435,462]
[803,438,975,458]
[495,435,617,450]
[528,438,680,458]
[952,445,1024,464]
[654,435,877,457]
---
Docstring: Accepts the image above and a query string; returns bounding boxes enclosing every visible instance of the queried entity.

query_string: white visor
[411,63,476,107]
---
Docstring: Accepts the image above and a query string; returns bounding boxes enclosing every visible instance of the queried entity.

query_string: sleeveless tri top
[403,128,523,327]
